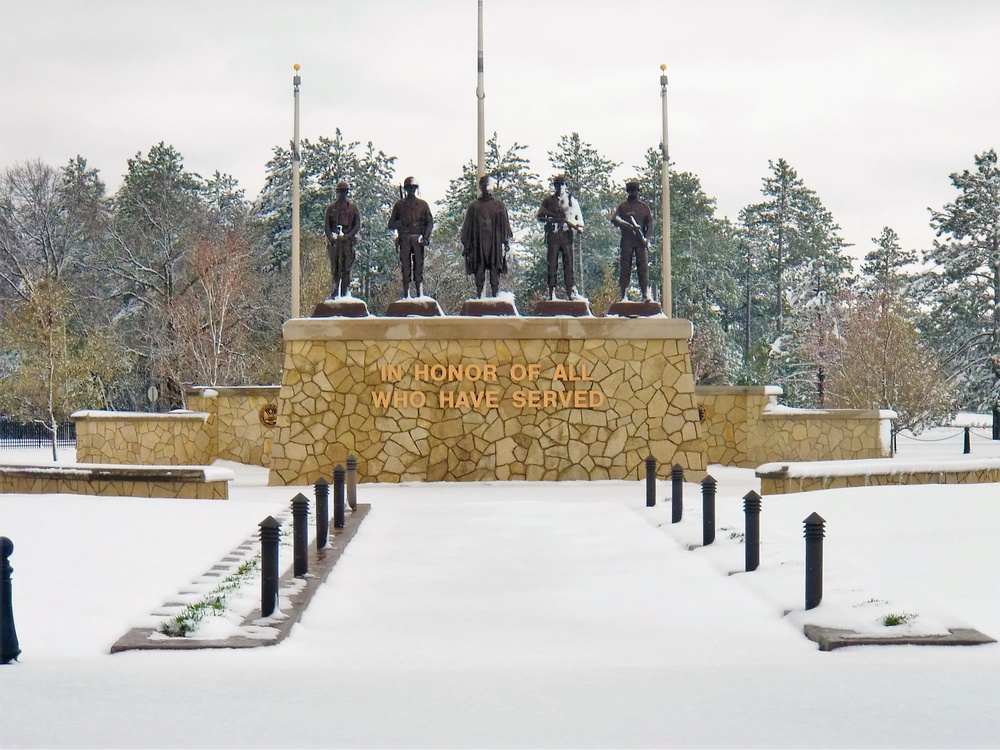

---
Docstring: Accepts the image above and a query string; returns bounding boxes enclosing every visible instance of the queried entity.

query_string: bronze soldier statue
[324,181,361,298]
[387,176,434,299]
[612,180,654,302]
[461,175,513,298]
[536,174,584,300]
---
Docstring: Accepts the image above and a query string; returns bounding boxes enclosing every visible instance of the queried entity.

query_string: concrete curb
[110,504,370,653]
[804,624,997,652]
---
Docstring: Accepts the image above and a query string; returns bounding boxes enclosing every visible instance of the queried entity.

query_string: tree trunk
[48,417,58,462]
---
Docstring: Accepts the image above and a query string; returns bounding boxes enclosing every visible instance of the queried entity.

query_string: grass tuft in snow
[720,525,745,543]
[160,556,261,637]
[882,612,918,627]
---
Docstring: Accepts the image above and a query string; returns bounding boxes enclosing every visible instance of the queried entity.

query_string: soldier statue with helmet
[612,180,654,303]
[536,174,585,301]
[387,176,435,299]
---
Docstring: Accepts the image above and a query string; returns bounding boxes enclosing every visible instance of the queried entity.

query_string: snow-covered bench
[0,464,234,500]
[756,457,1000,495]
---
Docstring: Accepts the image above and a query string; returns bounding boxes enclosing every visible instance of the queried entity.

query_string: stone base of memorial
[312,298,370,318]
[267,316,706,485]
[606,300,662,317]
[459,298,519,316]
[384,298,445,317]
[533,299,591,317]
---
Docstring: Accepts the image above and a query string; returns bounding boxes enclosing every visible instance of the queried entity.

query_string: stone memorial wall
[267,317,706,485]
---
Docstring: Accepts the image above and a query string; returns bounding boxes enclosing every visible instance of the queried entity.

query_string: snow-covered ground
[0,425,998,748]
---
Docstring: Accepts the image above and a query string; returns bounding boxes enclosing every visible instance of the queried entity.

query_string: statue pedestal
[312,298,370,318]
[384,298,444,317]
[268,317,705,485]
[606,300,662,318]
[459,298,519,316]
[533,299,591,317]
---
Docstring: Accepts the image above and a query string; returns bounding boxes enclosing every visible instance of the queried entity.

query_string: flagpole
[476,0,486,180]
[659,64,671,317]
[291,63,302,319]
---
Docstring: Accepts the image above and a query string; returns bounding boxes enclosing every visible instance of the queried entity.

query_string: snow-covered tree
[861,226,917,302]
[923,149,1000,432]
[824,291,954,436]
[0,157,109,302]
[737,159,850,398]
[739,158,850,341]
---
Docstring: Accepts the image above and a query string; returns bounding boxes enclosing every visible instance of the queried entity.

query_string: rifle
[613,214,649,248]
[542,196,583,233]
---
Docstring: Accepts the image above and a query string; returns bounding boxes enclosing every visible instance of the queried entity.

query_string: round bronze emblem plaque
[259,403,278,427]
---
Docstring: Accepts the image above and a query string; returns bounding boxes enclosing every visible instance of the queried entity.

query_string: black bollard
[292,493,309,577]
[645,455,657,507]
[671,464,684,523]
[701,475,717,546]
[259,517,281,618]
[346,454,358,511]
[804,512,826,610]
[743,491,761,572]
[333,465,346,529]
[314,477,329,550]
[1,537,21,664]
[964,426,971,454]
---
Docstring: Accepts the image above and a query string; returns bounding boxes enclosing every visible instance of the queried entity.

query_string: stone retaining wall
[696,386,893,467]
[756,458,1000,495]
[755,409,892,464]
[72,410,213,465]
[268,317,706,485]
[696,386,780,467]
[186,386,279,467]
[0,465,231,499]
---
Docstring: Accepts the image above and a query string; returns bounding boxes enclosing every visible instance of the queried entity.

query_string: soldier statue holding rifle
[536,174,585,301]
[612,180,654,302]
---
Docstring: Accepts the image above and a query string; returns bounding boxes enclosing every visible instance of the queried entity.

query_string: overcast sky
[1,0,997,262]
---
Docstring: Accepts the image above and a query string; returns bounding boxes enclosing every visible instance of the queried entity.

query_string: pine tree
[923,149,1000,432]
[861,226,917,301]
[740,158,849,339]
[738,158,850,400]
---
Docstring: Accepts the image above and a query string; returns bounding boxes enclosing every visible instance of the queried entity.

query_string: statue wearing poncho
[461,175,513,299]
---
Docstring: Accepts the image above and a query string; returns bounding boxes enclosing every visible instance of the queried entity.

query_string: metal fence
[0,419,76,449]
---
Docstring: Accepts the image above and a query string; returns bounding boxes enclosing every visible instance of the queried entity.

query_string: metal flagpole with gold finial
[291,63,302,319]
[660,64,671,317]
